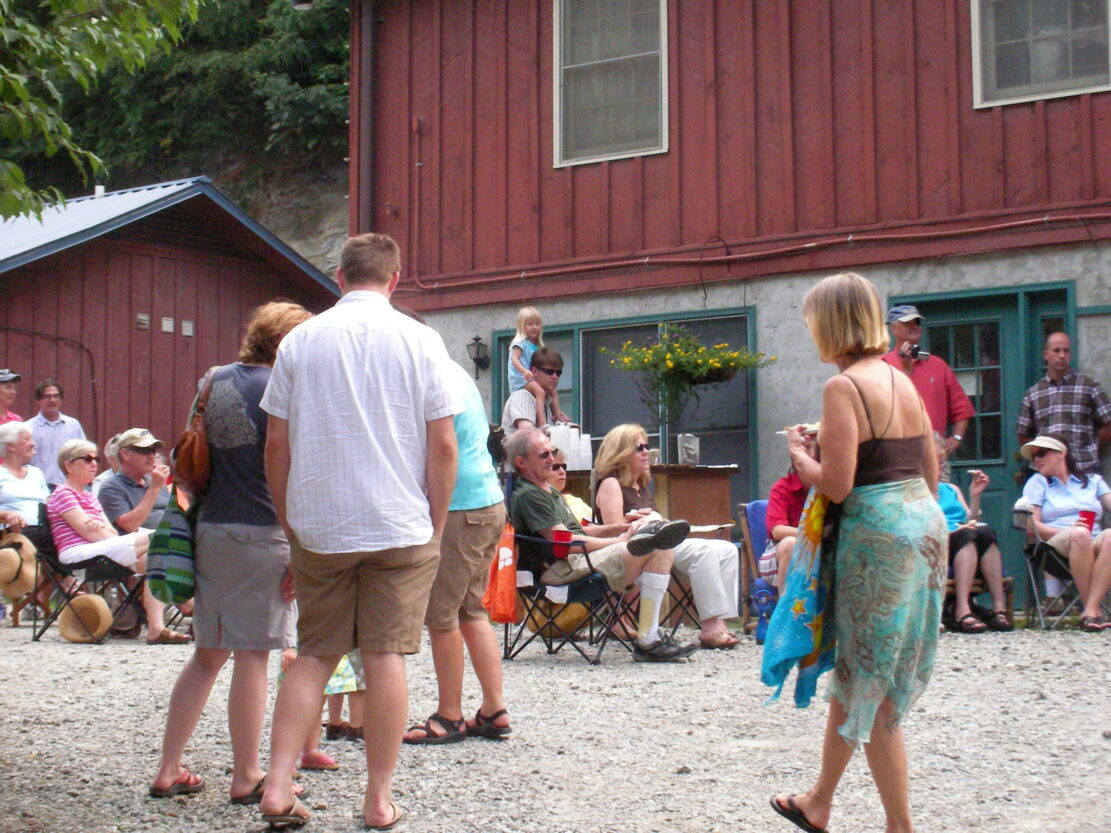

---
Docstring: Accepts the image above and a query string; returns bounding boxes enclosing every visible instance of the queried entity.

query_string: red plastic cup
[551,529,572,559]
[1078,510,1096,532]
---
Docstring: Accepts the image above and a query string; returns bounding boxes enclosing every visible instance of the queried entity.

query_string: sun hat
[58,594,114,643]
[0,533,38,598]
[1019,435,1068,460]
[117,427,163,450]
[887,304,923,324]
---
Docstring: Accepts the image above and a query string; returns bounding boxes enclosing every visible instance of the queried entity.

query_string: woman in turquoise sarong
[768,273,947,833]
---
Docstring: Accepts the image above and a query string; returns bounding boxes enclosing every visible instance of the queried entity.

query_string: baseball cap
[887,304,923,325]
[117,427,163,450]
[1019,435,1067,460]
[0,369,21,383]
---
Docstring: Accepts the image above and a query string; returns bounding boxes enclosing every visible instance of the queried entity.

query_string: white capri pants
[59,532,145,568]
[670,537,740,621]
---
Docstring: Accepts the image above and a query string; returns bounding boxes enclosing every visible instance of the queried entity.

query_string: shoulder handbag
[172,366,218,497]
[146,485,200,605]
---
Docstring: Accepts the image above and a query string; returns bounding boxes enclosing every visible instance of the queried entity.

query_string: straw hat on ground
[58,594,113,643]
[0,532,37,599]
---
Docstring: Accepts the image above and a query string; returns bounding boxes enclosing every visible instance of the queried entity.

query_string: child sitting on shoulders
[508,306,567,425]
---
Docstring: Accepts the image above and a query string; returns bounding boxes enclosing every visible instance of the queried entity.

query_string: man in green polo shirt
[507,427,695,662]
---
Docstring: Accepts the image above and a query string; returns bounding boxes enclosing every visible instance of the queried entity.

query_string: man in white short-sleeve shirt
[258,232,461,830]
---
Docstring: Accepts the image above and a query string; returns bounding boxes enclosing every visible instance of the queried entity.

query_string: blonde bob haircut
[594,423,651,490]
[802,272,888,362]
[58,438,97,472]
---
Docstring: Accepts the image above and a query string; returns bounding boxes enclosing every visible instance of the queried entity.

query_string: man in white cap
[882,304,975,463]
[1017,332,1111,476]
[98,428,170,532]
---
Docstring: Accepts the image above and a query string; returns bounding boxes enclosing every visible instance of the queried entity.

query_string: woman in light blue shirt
[0,421,50,537]
[1021,434,1111,632]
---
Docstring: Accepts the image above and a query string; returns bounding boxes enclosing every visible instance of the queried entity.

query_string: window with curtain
[555,0,668,166]
[974,0,1110,106]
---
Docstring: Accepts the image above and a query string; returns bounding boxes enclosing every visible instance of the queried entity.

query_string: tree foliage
[0,0,202,218]
[6,0,350,215]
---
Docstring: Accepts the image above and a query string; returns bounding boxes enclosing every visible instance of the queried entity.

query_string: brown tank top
[843,370,925,487]
[593,477,656,523]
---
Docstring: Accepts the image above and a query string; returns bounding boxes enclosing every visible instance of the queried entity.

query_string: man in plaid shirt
[1017,332,1111,474]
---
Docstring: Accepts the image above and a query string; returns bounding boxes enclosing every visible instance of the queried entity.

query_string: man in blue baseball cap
[881,305,974,467]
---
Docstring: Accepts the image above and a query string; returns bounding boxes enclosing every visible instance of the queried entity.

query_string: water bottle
[752,577,778,645]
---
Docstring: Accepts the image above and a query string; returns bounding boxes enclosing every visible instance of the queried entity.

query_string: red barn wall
[364,0,1111,309]
[0,238,314,453]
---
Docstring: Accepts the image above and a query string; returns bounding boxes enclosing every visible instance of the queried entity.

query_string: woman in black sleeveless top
[771,273,946,833]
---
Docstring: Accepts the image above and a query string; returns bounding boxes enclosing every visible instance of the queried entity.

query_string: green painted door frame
[892,283,1071,610]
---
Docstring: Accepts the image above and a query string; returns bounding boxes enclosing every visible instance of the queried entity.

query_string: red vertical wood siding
[0,239,324,459]
[366,0,1111,302]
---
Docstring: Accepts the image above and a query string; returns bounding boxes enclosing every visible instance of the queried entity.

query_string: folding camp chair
[1014,498,1109,630]
[502,532,634,664]
[736,500,769,628]
[31,506,147,643]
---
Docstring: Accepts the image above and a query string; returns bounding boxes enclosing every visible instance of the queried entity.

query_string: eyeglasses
[537,449,552,460]
[535,367,563,377]
[70,455,97,464]
[551,463,568,471]
[127,446,159,456]
[634,443,650,453]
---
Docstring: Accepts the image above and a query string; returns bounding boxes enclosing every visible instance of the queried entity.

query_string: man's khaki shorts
[425,502,506,630]
[290,534,440,656]
[539,540,629,592]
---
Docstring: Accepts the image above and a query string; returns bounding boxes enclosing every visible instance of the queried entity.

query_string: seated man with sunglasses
[98,428,171,534]
[501,346,564,441]
[507,427,696,662]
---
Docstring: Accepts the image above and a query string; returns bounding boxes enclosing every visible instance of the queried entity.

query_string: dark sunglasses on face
[551,463,568,471]
[535,367,563,377]
[1032,449,1054,459]
[128,446,159,456]
[537,449,552,460]
[71,455,97,464]
[634,443,650,453]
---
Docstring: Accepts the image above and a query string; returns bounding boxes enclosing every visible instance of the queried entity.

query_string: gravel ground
[1,622,1109,833]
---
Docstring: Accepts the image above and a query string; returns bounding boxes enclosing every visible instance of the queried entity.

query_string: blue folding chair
[737,500,770,628]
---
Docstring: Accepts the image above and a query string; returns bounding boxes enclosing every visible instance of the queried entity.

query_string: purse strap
[187,366,219,430]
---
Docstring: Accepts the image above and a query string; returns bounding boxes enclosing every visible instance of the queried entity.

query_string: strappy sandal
[953,613,987,633]
[466,708,512,739]
[986,610,1013,632]
[402,712,465,745]
[1079,614,1109,632]
[261,796,310,829]
[149,767,205,798]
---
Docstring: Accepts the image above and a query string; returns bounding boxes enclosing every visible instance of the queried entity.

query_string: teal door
[896,287,1069,607]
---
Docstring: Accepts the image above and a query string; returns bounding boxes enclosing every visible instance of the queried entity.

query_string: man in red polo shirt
[881,305,975,468]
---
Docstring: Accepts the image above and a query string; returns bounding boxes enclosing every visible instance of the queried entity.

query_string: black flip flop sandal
[402,712,466,745]
[770,795,828,833]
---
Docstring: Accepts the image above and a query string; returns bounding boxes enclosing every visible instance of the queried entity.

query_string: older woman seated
[45,438,189,644]
[546,447,593,525]
[936,462,1012,633]
[1021,434,1111,632]
[594,424,741,649]
[0,421,50,540]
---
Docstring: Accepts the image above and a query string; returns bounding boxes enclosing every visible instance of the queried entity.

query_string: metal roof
[0,177,337,295]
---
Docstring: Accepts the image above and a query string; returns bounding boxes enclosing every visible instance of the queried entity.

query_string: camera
[906,343,930,360]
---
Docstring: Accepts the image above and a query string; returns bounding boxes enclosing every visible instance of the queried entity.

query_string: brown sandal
[986,610,1013,632]
[147,628,192,645]
[953,613,987,633]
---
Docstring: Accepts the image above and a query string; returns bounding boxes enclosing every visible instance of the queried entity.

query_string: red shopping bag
[482,523,519,624]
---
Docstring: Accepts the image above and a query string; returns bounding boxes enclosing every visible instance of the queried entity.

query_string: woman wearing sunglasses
[594,423,740,649]
[1021,433,1111,631]
[45,438,175,635]
[545,447,593,525]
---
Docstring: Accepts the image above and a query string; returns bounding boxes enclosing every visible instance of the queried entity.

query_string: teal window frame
[491,305,760,498]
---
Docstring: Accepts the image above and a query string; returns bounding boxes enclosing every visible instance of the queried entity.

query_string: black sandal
[986,610,1013,632]
[1079,615,1109,632]
[402,712,465,745]
[466,708,512,739]
[954,613,987,633]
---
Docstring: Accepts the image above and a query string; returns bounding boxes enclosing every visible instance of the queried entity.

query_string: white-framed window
[553,0,668,167]
[972,0,1111,107]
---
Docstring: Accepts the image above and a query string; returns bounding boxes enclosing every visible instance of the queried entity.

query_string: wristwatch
[951,434,963,443]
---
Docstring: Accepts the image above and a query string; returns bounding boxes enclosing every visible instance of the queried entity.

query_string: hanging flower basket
[600,324,776,417]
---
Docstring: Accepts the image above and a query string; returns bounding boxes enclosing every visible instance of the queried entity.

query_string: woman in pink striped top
[46,438,182,642]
